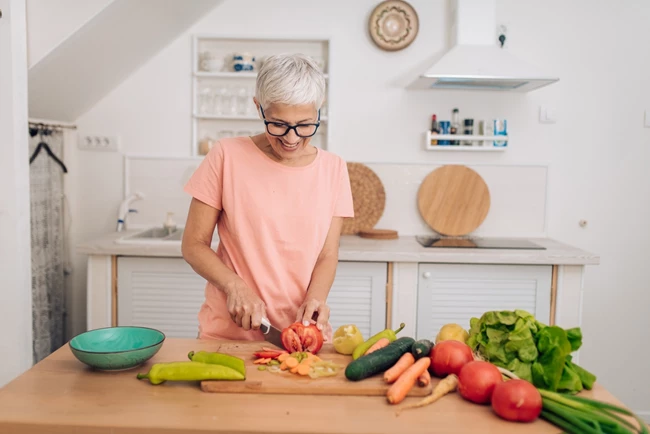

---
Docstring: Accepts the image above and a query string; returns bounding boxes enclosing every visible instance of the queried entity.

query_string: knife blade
[260,312,320,349]
[260,317,284,349]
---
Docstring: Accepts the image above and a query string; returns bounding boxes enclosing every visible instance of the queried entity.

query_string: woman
[181,53,354,342]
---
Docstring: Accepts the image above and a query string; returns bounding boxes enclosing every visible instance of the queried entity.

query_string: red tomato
[281,322,324,354]
[491,379,542,422]
[458,361,503,404]
[429,340,474,377]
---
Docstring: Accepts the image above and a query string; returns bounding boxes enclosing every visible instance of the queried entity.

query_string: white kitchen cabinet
[117,257,206,338]
[415,264,552,341]
[327,261,387,339]
[116,257,387,340]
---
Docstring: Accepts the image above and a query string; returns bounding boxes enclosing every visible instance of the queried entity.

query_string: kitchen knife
[260,317,285,349]
[260,312,320,349]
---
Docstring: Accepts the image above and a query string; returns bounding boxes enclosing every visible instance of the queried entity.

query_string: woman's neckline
[247,136,320,171]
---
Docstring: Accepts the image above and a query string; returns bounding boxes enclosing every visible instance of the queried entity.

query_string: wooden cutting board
[417,165,491,237]
[341,162,386,235]
[201,342,432,397]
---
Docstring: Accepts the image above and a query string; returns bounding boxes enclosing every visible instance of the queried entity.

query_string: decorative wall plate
[368,0,419,51]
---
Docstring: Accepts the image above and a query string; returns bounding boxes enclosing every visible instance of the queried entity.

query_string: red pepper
[281,322,324,354]
[253,350,285,360]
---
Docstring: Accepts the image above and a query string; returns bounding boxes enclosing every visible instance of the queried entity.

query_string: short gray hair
[255,53,326,110]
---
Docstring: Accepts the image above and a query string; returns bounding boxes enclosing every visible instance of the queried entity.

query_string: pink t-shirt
[184,137,354,341]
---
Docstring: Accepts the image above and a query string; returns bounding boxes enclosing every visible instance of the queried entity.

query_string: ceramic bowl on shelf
[69,326,165,371]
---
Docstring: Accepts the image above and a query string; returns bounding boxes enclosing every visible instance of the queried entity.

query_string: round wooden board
[358,229,398,240]
[417,165,491,236]
[342,162,386,235]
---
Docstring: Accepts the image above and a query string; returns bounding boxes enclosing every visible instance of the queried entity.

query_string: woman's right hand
[224,282,267,331]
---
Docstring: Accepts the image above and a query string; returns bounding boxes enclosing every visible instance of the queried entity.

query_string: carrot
[297,364,310,376]
[386,357,430,405]
[383,353,415,384]
[280,361,288,371]
[290,366,300,374]
[278,353,290,362]
[285,357,299,369]
[365,338,390,355]
[417,370,431,387]
[253,358,269,365]
[396,373,459,414]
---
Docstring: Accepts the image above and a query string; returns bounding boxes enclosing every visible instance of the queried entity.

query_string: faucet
[116,191,145,232]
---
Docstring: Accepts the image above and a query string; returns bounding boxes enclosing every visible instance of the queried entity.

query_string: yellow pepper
[187,350,246,376]
[352,323,406,360]
[137,361,245,385]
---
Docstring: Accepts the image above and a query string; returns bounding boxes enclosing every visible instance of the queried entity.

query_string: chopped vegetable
[352,323,405,360]
[457,360,503,404]
[435,323,469,344]
[429,340,474,378]
[365,337,390,355]
[257,365,267,371]
[417,370,430,387]
[491,379,542,422]
[386,357,431,404]
[396,374,459,414]
[333,324,365,355]
[285,357,299,369]
[253,350,286,360]
[281,323,324,354]
[383,352,415,384]
[466,309,596,393]
[309,361,343,379]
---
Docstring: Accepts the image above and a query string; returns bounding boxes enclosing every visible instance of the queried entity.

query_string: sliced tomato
[281,326,303,352]
[253,350,285,359]
[300,324,324,354]
[280,322,324,354]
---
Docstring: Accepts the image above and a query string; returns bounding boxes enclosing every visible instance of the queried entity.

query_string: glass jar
[462,119,474,146]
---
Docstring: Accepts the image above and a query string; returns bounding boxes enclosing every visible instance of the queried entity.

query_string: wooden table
[0,338,626,434]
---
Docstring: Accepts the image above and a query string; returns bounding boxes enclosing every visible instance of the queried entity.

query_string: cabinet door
[117,257,206,338]
[327,262,387,339]
[416,264,552,340]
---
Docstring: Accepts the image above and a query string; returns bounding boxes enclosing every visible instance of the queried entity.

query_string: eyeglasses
[259,106,320,138]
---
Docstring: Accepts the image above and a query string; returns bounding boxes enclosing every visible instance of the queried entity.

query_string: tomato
[281,322,324,354]
[491,379,542,422]
[429,340,474,377]
[457,361,503,404]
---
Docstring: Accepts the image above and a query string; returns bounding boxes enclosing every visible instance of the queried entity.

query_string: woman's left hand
[296,297,330,331]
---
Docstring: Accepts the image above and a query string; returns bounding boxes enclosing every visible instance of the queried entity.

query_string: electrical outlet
[78,134,120,151]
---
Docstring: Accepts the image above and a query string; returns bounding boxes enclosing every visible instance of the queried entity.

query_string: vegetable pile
[253,347,342,378]
[466,309,596,393]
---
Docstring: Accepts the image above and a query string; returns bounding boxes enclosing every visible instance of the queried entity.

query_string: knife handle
[260,317,271,334]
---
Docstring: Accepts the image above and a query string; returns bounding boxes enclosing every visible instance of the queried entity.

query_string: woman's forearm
[306,252,339,302]
[182,241,244,295]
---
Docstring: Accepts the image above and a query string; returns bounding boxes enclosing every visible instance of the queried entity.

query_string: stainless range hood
[410,0,559,92]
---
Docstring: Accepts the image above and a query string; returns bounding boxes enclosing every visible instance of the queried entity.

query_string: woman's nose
[284,129,299,143]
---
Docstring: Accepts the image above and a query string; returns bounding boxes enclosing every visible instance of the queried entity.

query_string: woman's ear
[253,97,263,119]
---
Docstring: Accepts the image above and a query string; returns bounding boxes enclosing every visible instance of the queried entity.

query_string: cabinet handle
[422,271,431,278]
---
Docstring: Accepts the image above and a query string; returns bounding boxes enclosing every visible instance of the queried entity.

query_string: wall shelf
[425,131,508,151]
[191,35,331,156]
[194,113,329,122]
[194,71,329,79]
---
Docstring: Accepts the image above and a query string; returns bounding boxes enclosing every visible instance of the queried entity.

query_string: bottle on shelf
[450,108,460,145]
[493,119,508,147]
[462,119,474,146]
[429,114,439,146]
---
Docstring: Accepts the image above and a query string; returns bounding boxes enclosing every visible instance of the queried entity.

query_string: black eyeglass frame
[259,106,321,138]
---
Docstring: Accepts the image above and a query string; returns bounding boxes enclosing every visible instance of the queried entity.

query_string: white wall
[68,0,650,415]
[26,0,112,67]
[0,0,34,386]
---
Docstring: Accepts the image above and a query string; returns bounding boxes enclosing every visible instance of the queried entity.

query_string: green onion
[539,389,648,434]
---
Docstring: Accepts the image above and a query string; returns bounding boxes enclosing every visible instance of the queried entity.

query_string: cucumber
[411,339,434,361]
[345,337,415,381]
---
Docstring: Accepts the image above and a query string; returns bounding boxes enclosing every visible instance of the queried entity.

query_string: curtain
[29,128,67,363]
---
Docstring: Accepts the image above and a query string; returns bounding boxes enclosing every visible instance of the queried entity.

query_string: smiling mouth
[280,141,300,150]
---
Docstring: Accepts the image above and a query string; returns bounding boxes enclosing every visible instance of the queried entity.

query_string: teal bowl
[69,326,165,371]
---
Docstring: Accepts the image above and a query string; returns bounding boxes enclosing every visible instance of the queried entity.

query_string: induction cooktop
[415,236,545,250]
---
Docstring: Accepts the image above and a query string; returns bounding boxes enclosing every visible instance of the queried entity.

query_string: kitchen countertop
[77,230,600,265]
[0,338,623,434]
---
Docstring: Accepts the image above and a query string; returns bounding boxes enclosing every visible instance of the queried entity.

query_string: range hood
[411,0,559,92]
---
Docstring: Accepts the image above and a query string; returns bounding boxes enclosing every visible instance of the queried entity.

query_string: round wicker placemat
[341,162,386,235]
